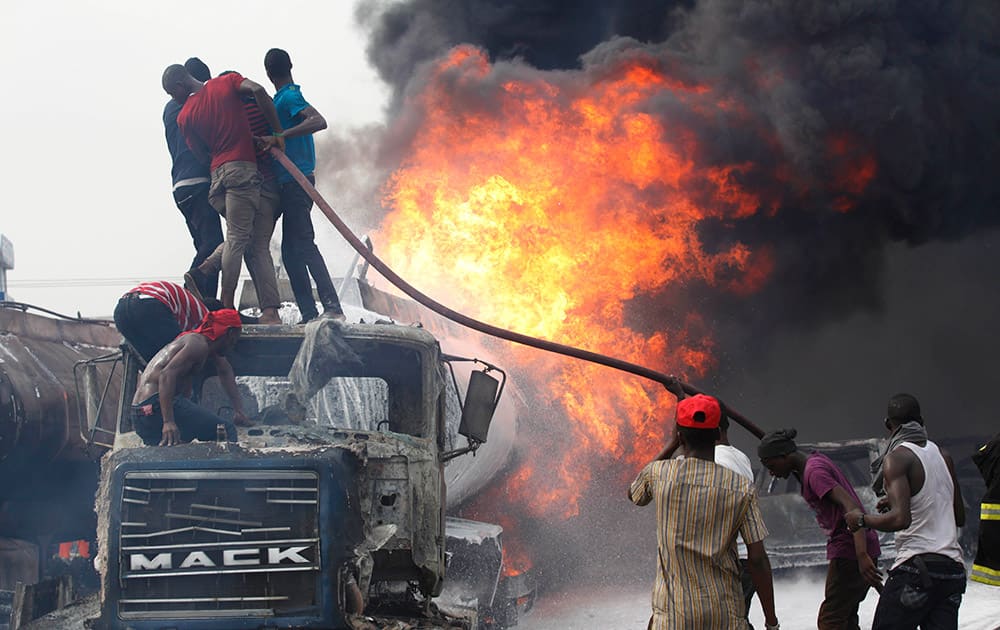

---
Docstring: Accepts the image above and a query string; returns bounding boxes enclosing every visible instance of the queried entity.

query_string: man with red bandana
[114,280,250,426]
[131,309,243,446]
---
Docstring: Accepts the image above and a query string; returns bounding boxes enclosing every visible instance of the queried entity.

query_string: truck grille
[116,470,320,620]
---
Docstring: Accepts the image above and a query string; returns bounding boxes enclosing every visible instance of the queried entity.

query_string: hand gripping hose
[269,148,764,439]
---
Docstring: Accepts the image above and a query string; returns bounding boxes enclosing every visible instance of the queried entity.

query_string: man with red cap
[630,393,780,630]
[131,309,243,446]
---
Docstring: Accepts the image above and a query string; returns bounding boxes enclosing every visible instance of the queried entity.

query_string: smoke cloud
[355,0,1000,328]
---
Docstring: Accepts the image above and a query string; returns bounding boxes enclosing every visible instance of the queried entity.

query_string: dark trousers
[133,396,236,445]
[174,182,223,298]
[113,293,182,362]
[872,555,966,630]
[277,175,343,321]
[817,557,873,630]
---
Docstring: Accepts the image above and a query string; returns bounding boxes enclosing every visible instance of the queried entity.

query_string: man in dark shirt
[759,429,882,630]
[162,64,284,313]
[264,48,345,324]
[162,57,222,299]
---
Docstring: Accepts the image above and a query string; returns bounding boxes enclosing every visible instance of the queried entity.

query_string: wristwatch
[856,513,866,531]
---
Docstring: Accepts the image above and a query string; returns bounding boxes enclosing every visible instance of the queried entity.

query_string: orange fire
[376,46,873,519]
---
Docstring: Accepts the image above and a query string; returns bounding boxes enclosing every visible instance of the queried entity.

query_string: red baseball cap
[676,394,722,429]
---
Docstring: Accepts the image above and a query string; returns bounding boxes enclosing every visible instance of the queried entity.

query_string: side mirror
[73,354,121,449]
[80,362,102,432]
[458,370,500,444]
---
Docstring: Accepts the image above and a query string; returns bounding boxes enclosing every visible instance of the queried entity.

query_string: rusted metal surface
[0,308,120,545]
[0,308,118,466]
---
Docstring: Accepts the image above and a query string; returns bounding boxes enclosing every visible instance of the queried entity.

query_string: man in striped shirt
[113,281,249,426]
[630,394,780,630]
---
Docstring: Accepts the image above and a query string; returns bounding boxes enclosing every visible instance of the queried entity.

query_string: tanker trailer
[0,304,120,589]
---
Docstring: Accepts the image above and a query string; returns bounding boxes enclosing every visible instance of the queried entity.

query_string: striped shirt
[629,457,768,630]
[242,97,274,181]
[129,281,208,332]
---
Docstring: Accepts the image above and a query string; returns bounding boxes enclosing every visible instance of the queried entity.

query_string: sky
[0,0,388,316]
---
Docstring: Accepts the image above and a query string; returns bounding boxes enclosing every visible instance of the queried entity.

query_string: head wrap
[184,308,242,341]
[758,428,798,459]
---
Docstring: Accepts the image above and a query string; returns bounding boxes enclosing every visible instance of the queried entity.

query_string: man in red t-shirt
[162,65,283,319]
[186,79,283,325]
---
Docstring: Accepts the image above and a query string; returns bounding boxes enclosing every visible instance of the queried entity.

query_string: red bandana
[184,308,242,341]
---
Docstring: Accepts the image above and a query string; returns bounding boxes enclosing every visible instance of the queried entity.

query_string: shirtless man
[131,309,243,446]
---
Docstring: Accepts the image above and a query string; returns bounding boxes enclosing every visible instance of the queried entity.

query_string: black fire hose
[269,148,764,439]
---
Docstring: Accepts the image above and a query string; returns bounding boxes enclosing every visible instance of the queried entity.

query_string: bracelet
[857,513,866,531]
[765,623,780,630]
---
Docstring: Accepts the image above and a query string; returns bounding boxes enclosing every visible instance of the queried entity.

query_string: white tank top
[891,440,963,568]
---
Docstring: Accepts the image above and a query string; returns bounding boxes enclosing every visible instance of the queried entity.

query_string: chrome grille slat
[118,469,320,617]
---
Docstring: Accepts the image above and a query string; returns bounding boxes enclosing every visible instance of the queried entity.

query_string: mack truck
[77,313,527,630]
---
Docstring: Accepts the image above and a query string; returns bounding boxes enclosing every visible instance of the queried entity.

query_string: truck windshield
[197,373,430,437]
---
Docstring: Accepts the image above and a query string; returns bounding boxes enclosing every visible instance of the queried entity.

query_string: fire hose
[269,148,764,439]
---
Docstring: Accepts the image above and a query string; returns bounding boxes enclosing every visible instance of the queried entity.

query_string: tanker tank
[0,305,120,546]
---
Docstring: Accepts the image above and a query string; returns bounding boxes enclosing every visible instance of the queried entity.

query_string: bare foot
[258,308,281,325]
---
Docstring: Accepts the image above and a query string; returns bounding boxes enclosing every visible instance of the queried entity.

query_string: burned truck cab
[90,320,502,629]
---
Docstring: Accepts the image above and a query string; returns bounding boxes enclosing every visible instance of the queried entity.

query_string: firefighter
[971,432,1000,586]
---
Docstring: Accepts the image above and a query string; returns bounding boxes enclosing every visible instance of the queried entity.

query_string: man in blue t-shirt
[162,57,223,299]
[264,48,344,324]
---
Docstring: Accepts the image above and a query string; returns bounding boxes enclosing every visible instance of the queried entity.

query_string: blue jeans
[133,395,236,445]
[872,555,966,630]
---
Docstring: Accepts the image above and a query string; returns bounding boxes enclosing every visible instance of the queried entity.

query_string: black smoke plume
[355,0,999,329]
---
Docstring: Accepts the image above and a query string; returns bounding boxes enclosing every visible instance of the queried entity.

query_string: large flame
[376,46,871,519]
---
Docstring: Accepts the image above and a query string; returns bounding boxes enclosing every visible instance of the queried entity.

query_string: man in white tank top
[845,394,967,630]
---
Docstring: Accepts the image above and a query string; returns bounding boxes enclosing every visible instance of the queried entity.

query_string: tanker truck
[2,275,533,629]
[78,296,528,629]
[0,304,120,591]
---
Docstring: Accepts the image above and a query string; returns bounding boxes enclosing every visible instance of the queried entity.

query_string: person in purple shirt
[759,428,881,630]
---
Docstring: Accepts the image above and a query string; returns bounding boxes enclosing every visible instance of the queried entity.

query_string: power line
[8,274,254,289]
